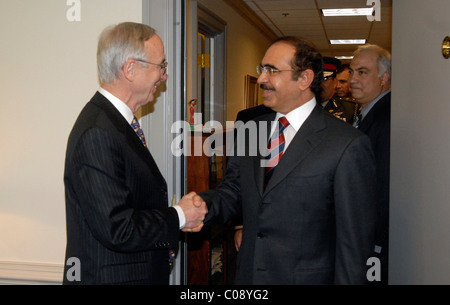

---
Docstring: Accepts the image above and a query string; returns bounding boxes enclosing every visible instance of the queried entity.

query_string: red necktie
[264,117,290,188]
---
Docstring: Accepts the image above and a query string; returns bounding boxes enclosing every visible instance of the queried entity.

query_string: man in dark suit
[233,105,274,251]
[63,22,207,285]
[349,44,391,285]
[198,37,377,284]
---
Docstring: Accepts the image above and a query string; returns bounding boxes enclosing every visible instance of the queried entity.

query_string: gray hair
[97,22,156,85]
[353,44,391,83]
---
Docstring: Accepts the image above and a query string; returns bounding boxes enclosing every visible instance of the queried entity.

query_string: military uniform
[323,95,359,125]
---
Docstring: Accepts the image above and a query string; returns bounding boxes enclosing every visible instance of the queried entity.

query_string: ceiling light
[321,8,374,16]
[330,39,366,45]
[335,56,354,60]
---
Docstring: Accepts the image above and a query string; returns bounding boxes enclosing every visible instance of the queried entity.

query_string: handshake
[176,192,208,233]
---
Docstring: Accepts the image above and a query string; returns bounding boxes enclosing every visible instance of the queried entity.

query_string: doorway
[185,1,232,285]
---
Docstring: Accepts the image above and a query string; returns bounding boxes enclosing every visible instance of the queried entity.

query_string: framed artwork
[244,75,259,109]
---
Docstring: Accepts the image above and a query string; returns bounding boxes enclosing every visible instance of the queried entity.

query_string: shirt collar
[360,89,391,119]
[274,97,317,132]
[98,87,134,124]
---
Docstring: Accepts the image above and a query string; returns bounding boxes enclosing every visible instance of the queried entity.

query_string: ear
[380,71,390,86]
[122,60,135,82]
[298,69,315,90]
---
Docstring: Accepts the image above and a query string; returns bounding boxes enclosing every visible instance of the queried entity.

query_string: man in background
[320,57,358,124]
[349,43,391,285]
[335,63,354,99]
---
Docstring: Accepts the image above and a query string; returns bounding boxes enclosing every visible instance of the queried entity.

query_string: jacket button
[257,232,265,238]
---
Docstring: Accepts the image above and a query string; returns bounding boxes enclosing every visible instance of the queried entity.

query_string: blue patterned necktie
[131,116,147,147]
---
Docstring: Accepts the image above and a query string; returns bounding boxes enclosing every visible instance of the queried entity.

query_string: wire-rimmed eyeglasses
[256,65,298,76]
[135,59,168,75]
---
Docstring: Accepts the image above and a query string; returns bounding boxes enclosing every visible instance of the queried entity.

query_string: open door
[390,0,450,284]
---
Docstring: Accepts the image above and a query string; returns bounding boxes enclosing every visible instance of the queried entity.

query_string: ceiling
[227,0,392,62]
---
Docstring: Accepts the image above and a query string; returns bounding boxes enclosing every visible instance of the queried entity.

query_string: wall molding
[0,261,64,285]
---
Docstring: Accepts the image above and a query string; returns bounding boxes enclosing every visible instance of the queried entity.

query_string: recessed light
[335,56,354,60]
[322,8,374,17]
[330,39,366,45]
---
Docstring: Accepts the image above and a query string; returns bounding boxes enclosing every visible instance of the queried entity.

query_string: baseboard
[0,261,64,285]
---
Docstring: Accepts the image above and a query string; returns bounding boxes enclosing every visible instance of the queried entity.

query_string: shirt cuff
[173,205,186,229]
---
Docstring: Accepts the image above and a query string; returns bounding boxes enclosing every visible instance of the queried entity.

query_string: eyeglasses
[256,65,298,76]
[135,59,168,75]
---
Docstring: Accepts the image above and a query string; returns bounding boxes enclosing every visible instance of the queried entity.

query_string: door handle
[443,36,450,59]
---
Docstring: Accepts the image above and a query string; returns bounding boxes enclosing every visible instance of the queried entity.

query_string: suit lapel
[359,92,391,132]
[91,92,166,184]
[262,105,326,195]
[253,112,276,196]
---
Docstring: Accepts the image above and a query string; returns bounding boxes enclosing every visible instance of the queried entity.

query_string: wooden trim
[224,0,278,42]
[244,74,259,109]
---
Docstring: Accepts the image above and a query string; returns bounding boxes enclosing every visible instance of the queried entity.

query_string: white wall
[391,0,450,284]
[0,0,143,276]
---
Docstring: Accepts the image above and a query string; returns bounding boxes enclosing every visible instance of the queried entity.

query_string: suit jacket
[63,92,180,285]
[201,105,377,285]
[323,96,359,125]
[235,104,274,123]
[358,92,391,280]
[232,105,275,227]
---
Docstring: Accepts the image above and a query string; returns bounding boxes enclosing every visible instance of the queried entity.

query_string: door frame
[142,0,186,285]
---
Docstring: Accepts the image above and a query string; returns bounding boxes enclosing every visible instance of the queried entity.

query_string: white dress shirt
[270,97,317,152]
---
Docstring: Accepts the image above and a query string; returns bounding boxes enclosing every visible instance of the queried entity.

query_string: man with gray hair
[349,43,391,285]
[63,22,207,284]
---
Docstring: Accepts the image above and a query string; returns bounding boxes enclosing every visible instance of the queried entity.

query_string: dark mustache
[260,84,274,90]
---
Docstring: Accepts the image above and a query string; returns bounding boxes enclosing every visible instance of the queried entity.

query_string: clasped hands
[177,192,208,232]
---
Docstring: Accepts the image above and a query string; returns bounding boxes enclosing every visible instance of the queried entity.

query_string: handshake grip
[177,192,208,232]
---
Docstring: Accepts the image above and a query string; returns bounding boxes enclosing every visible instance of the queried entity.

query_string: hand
[234,228,243,251]
[176,192,207,232]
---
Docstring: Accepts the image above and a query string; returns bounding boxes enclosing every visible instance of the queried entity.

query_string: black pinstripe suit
[63,92,179,285]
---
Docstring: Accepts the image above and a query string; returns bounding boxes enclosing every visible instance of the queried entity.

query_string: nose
[348,73,356,85]
[257,72,268,85]
[161,71,168,82]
